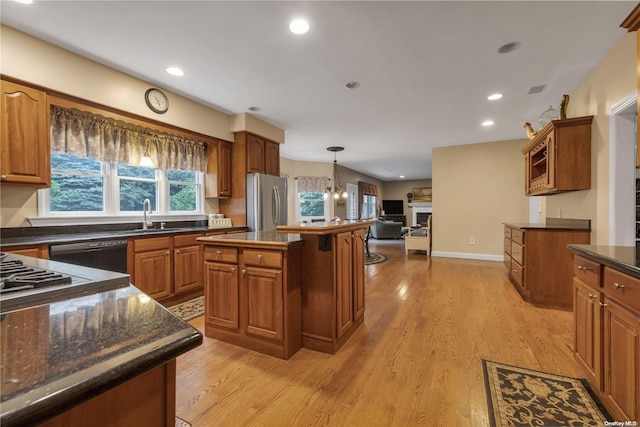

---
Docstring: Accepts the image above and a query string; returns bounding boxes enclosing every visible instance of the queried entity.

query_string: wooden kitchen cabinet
[246,132,280,176]
[130,236,172,300]
[2,244,49,259]
[503,223,590,309]
[203,241,302,359]
[205,139,232,198]
[173,233,204,294]
[0,80,50,187]
[264,139,280,176]
[571,249,640,422]
[522,116,592,196]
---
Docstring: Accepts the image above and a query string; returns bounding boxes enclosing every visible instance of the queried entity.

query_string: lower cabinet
[2,244,49,259]
[173,233,204,294]
[131,237,173,300]
[203,242,302,359]
[572,253,640,422]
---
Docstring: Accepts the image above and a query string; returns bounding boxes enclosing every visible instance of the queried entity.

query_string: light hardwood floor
[176,239,580,426]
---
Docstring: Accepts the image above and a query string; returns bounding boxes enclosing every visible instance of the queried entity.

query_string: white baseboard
[431,251,503,262]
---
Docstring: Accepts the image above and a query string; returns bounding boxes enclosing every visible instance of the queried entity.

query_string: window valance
[296,176,329,193]
[50,105,207,172]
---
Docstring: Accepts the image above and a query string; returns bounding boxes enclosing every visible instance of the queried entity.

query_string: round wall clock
[144,88,169,114]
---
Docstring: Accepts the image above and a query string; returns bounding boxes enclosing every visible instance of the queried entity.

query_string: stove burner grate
[0,257,72,294]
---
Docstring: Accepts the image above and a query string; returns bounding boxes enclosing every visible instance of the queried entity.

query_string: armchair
[371,219,403,239]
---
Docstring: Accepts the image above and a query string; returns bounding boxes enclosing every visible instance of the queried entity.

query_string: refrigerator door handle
[273,185,280,226]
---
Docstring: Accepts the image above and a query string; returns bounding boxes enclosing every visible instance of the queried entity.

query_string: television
[382,200,403,215]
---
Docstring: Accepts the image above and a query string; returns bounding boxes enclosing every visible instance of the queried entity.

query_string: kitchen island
[0,283,202,426]
[277,220,373,354]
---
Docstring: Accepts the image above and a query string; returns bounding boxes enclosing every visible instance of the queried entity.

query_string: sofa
[371,219,403,239]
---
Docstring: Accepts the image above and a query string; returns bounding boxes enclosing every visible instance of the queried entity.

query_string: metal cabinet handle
[578,265,589,271]
[230,267,235,273]
[613,282,625,290]
[257,254,262,259]
[513,250,519,254]
[599,302,608,307]
[587,293,597,299]
[242,268,247,274]
[1,175,6,180]
[176,250,180,254]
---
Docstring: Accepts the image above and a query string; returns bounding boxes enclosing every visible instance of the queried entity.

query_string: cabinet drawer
[510,262,523,287]
[511,229,524,245]
[133,236,171,252]
[503,253,510,271]
[205,246,238,263]
[174,233,204,247]
[574,255,601,287]
[504,237,511,254]
[510,242,523,266]
[504,226,512,239]
[243,249,282,268]
[604,267,640,312]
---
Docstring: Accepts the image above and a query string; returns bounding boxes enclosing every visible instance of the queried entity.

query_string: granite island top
[568,244,640,279]
[503,218,591,231]
[0,285,203,427]
[276,219,374,235]
[198,229,303,249]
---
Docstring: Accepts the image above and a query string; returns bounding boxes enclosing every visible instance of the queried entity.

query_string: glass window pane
[51,152,101,173]
[170,184,197,211]
[50,174,104,212]
[117,163,155,179]
[120,180,157,211]
[167,169,196,183]
[300,200,324,217]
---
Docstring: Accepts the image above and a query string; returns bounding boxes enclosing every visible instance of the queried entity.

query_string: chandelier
[325,146,348,199]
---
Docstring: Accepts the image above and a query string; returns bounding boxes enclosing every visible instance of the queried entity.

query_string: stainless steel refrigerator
[246,173,288,232]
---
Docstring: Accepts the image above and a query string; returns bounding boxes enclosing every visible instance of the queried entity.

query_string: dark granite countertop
[568,244,640,279]
[0,222,247,248]
[276,219,374,235]
[503,217,591,231]
[199,229,303,249]
[0,285,203,427]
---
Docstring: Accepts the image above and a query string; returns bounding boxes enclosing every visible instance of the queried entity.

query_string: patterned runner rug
[482,360,611,426]
[168,296,204,321]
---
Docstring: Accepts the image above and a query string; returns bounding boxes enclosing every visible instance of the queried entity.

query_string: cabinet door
[603,299,640,421]
[264,140,280,176]
[352,229,365,322]
[205,262,239,330]
[133,249,172,299]
[335,231,353,339]
[545,133,556,191]
[218,139,232,196]
[174,245,203,294]
[246,134,265,174]
[573,277,601,388]
[0,80,50,187]
[244,266,283,341]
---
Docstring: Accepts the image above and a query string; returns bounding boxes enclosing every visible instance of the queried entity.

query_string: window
[361,195,377,219]
[295,180,330,222]
[41,152,203,218]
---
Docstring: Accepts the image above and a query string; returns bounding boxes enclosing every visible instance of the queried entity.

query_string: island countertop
[198,229,303,250]
[0,285,203,427]
[276,219,373,235]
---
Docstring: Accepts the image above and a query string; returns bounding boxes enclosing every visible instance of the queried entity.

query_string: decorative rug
[482,360,611,426]
[175,416,192,427]
[365,253,386,265]
[168,296,204,321]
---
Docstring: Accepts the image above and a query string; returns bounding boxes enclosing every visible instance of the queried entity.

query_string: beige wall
[382,179,433,219]
[432,138,529,259]
[544,32,636,245]
[0,26,282,228]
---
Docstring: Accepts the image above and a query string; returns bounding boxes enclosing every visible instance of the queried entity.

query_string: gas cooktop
[0,252,130,312]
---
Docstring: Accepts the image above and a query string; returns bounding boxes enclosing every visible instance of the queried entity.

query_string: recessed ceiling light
[248,106,261,112]
[166,67,184,76]
[399,175,405,179]
[482,120,494,127]
[289,19,309,35]
[488,93,503,101]
[497,42,521,54]
[345,81,360,89]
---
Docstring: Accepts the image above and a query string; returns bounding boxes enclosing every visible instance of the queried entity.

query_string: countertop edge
[277,220,373,235]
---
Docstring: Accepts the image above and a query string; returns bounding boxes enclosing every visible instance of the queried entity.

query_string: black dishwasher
[49,239,128,274]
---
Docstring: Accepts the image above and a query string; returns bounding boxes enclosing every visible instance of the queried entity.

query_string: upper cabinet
[522,116,593,196]
[245,132,280,176]
[0,80,50,187]
[205,139,233,198]
[620,3,640,168]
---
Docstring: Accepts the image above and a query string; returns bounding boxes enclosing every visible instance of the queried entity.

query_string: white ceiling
[1,1,635,180]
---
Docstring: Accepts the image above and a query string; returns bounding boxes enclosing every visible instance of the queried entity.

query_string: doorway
[609,91,636,246]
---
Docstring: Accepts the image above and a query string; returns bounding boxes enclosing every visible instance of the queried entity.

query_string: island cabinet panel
[571,248,640,422]
[203,242,302,359]
[352,229,366,322]
[40,360,176,427]
[0,80,50,188]
[503,224,590,309]
[335,231,354,339]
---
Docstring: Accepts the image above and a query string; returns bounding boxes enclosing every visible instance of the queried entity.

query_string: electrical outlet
[469,236,476,245]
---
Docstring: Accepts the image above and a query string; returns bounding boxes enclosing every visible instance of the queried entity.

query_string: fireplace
[408,203,432,227]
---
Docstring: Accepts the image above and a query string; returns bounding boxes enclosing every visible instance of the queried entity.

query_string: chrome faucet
[142,198,153,230]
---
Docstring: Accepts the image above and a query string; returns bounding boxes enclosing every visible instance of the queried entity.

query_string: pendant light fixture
[139,144,154,168]
[325,146,348,199]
